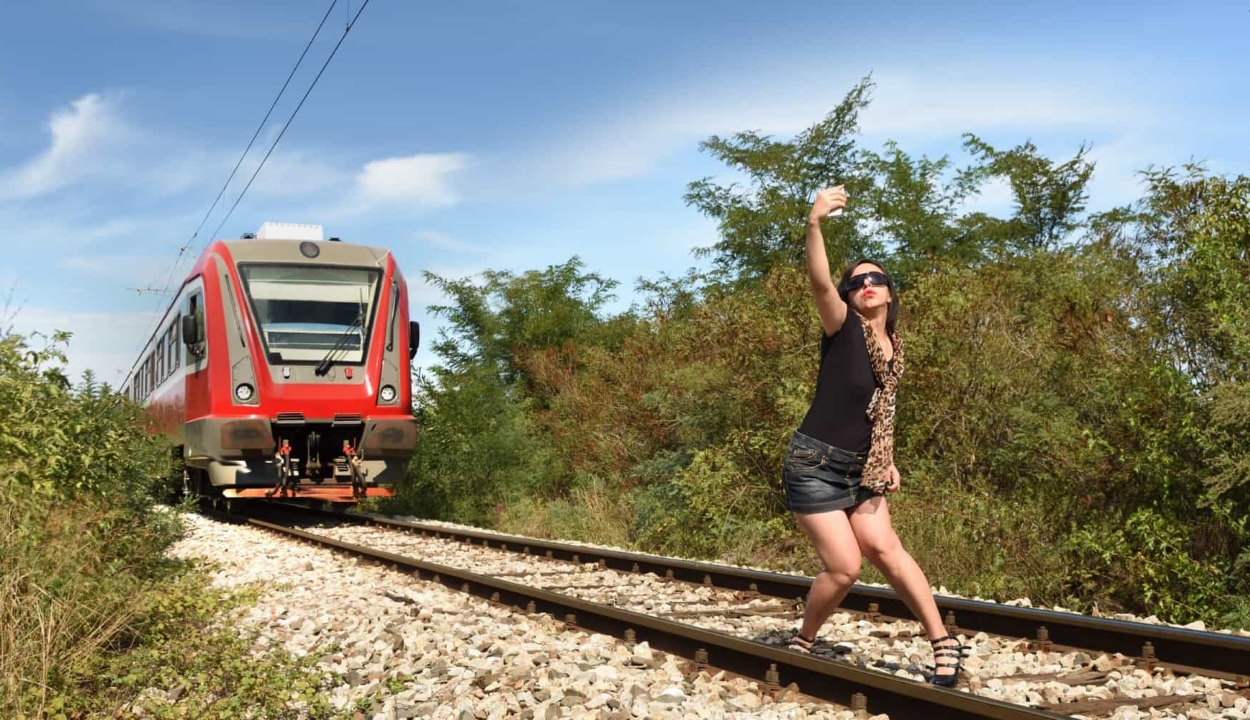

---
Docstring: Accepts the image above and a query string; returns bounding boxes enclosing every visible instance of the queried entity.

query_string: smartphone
[828,189,848,217]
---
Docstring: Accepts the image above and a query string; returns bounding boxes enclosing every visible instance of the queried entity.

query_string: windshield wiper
[314,307,364,376]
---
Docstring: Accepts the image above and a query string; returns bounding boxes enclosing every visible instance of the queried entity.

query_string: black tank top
[797,312,880,453]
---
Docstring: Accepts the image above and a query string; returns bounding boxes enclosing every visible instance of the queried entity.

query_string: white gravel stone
[293,517,1248,719]
[167,512,853,719]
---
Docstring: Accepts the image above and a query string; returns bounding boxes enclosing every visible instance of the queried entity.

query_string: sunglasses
[842,271,891,293]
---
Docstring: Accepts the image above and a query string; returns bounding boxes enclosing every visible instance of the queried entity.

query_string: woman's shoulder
[822,311,861,341]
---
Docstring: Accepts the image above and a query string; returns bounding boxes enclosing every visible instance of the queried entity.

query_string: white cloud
[0,92,230,203]
[355,153,471,207]
[859,71,1127,138]
[502,61,1149,190]
[0,94,126,199]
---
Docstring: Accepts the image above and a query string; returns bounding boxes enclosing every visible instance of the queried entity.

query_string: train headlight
[379,385,397,403]
[235,383,255,402]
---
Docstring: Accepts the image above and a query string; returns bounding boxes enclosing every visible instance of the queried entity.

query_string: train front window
[239,264,381,363]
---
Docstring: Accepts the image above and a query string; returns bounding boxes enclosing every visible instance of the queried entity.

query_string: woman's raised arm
[805,186,848,336]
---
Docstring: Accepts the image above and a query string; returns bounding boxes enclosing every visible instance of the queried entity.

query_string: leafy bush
[1,327,340,716]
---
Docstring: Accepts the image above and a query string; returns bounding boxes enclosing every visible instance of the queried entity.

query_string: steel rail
[298,507,1250,682]
[243,514,1069,720]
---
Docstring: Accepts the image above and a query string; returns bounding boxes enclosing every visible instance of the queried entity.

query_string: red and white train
[122,222,419,503]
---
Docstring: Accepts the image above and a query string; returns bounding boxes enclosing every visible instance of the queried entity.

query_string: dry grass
[0,496,163,716]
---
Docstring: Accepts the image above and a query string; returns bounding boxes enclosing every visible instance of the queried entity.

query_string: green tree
[399,257,624,522]
[424,257,622,390]
[684,77,882,282]
[962,135,1096,251]
[859,141,987,284]
[1108,165,1250,509]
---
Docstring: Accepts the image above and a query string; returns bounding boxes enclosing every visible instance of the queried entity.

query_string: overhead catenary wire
[187,0,342,258]
[144,0,342,310]
[204,0,372,248]
[121,0,371,386]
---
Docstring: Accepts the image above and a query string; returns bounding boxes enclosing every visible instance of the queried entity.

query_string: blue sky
[1,0,1247,384]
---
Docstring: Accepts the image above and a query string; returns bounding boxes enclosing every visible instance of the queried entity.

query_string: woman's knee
[823,565,860,587]
[859,534,903,565]
[860,540,900,567]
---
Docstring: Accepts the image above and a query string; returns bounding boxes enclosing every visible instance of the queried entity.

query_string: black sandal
[788,632,817,654]
[929,635,966,687]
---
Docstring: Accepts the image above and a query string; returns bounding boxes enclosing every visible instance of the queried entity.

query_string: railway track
[346,512,1248,678]
[205,503,1250,718]
[206,504,1062,719]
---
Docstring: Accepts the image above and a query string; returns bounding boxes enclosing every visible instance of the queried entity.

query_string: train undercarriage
[182,414,413,504]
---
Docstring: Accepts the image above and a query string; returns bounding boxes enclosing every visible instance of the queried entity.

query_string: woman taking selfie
[781,185,964,687]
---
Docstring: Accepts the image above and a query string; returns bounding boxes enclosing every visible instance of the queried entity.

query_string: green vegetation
[0,330,334,718]
[390,77,1250,627]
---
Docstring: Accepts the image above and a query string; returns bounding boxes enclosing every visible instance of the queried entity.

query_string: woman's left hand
[887,465,901,492]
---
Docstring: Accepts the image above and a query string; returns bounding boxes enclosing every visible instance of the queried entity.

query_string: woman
[781,185,964,687]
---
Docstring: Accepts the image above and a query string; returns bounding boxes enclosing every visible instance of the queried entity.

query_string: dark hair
[837,258,899,335]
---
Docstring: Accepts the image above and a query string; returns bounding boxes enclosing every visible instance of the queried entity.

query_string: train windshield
[239,264,381,364]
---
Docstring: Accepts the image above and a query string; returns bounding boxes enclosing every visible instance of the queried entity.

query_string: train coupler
[343,439,370,499]
[266,439,296,498]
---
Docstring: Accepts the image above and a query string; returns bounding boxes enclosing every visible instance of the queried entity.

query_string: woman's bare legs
[849,496,959,678]
[792,509,862,640]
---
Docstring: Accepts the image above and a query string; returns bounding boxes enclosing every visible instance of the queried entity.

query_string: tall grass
[0,498,171,713]
[0,328,178,715]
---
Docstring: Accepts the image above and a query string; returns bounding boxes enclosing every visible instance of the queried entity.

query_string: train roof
[219,238,391,266]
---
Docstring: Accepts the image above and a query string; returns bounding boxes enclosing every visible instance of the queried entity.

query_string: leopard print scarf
[856,312,904,493]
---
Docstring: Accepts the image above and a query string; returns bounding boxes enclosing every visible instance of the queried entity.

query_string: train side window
[170,317,180,372]
[183,291,206,360]
[156,339,165,385]
[164,325,173,376]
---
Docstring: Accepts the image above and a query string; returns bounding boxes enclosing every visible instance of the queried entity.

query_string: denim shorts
[781,431,878,514]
